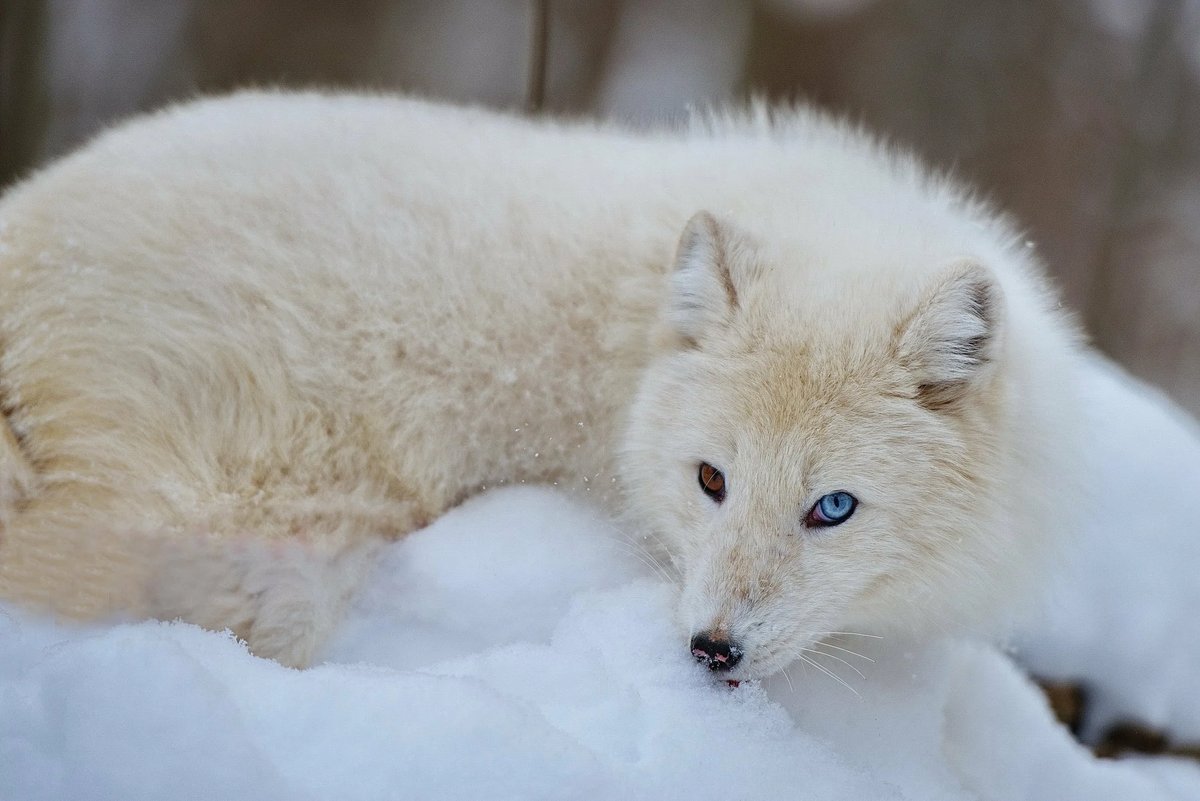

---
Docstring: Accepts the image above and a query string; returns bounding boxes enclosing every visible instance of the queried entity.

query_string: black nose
[690,632,743,671]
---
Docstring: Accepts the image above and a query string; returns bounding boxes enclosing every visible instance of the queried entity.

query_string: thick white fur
[0,93,1083,673]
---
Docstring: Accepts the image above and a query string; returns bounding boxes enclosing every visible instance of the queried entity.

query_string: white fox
[0,93,1083,675]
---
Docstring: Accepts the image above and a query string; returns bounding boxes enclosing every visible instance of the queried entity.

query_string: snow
[2,354,1199,801]
[1016,356,1200,743]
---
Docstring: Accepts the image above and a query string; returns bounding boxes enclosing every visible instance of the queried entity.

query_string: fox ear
[897,263,1003,409]
[667,211,745,345]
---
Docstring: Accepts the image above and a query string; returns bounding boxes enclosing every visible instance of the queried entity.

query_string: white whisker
[803,631,883,640]
[812,640,875,663]
[796,653,860,697]
[802,646,865,679]
[780,663,796,693]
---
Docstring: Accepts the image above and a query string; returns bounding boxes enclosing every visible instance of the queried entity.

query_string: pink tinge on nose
[692,648,708,660]
[693,648,729,663]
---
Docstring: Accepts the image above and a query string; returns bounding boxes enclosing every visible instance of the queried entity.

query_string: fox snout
[690,631,743,671]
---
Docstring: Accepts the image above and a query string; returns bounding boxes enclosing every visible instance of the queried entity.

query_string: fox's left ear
[896,263,1004,409]
[667,211,753,346]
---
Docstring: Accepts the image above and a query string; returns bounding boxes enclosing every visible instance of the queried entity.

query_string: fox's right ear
[896,262,1004,409]
[667,211,747,345]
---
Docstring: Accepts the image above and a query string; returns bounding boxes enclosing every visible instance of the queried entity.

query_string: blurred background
[2,0,1197,415]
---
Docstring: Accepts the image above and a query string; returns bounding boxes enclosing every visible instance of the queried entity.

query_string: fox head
[622,211,1021,680]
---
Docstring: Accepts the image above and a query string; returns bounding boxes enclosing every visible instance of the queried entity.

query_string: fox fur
[0,92,1083,674]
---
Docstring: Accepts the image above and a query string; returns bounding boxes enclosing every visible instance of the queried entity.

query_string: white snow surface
[1,355,1198,801]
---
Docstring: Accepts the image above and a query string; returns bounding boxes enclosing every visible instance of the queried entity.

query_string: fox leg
[145,530,386,668]
[2,477,425,668]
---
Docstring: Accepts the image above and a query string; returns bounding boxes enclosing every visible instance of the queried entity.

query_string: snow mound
[1,356,1198,801]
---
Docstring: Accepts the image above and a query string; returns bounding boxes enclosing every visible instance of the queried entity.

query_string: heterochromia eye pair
[697,462,858,527]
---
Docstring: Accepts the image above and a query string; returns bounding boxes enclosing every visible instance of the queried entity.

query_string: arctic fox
[0,93,1082,675]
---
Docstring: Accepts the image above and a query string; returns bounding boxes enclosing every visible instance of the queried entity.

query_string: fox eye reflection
[698,462,726,503]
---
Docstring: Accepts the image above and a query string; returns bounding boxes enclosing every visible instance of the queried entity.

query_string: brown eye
[698,462,726,503]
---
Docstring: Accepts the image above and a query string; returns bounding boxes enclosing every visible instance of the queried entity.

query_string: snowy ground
[1,355,1198,801]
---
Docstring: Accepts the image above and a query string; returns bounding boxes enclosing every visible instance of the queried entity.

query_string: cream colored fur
[0,92,1083,673]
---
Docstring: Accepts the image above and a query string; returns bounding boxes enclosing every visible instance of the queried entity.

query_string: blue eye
[806,491,857,527]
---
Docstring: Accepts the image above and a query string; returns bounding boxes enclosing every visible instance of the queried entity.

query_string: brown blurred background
[2,0,1198,415]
